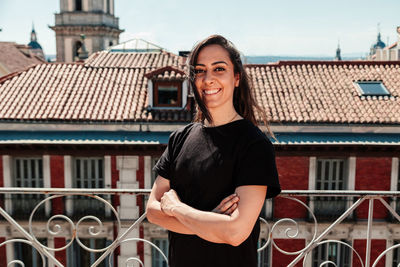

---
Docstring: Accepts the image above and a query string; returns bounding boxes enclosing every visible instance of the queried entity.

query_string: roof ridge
[245,60,400,67]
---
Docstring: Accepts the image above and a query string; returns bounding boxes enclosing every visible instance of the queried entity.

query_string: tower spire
[335,39,342,61]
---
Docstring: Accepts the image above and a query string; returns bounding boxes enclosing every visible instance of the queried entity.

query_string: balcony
[0,188,400,266]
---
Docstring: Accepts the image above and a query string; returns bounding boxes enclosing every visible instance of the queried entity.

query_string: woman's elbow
[225,226,251,247]
[145,203,158,224]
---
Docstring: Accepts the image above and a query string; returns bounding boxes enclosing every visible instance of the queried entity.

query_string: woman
[146,35,281,267]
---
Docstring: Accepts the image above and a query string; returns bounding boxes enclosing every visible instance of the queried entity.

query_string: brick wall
[50,156,65,215]
[355,158,392,219]
[274,156,309,219]
[272,239,305,267]
[353,239,386,267]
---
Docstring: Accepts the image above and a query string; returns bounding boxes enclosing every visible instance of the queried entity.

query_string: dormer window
[154,81,182,107]
[145,66,188,109]
[355,81,390,96]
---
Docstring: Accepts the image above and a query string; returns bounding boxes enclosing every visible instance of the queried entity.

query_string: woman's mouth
[203,88,221,95]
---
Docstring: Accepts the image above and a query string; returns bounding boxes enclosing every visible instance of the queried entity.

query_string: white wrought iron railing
[1,188,400,267]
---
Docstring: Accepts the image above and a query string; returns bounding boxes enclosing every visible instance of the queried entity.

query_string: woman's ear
[235,73,240,87]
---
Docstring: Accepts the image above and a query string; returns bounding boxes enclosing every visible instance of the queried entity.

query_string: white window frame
[311,239,351,267]
[151,238,169,267]
[309,157,355,218]
[147,80,188,109]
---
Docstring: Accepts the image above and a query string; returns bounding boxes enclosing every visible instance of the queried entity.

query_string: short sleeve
[153,131,176,180]
[234,138,281,199]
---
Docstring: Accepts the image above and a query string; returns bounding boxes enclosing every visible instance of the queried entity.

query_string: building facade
[0,48,400,266]
[50,0,123,62]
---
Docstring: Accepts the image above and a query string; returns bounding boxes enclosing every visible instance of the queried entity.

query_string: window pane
[158,86,178,105]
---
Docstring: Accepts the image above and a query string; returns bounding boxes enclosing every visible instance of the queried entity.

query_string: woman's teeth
[204,88,221,95]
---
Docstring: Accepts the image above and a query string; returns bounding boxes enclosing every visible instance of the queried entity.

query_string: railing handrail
[1,187,400,196]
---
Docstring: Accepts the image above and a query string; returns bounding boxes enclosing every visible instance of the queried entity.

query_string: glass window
[313,159,349,220]
[393,241,400,266]
[258,238,270,267]
[153,81,182,107]
[158,86,178,105]
[12,157,45,219]
[312,241,350,267]
[14,238,47,267]
[67,238,110,267]
[152,238,168,267]
[355,81,390,96]
[75,0,82,11]
[72,158,107,218]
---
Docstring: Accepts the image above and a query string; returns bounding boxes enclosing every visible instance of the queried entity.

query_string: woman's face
[194,44,239,111]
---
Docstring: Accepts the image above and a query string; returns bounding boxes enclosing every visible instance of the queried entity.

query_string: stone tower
[50,0,123,62]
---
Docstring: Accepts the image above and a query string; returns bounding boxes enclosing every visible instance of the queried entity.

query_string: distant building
[0,42,44,77]
[369,26,400,61]
[49,0,123,62]
[28,25,45,60]
[335,43,342,61]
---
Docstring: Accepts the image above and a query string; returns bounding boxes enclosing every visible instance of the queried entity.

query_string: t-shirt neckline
[200,118,246,129]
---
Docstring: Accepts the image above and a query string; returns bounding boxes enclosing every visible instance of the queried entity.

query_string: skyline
[0,0,399,57]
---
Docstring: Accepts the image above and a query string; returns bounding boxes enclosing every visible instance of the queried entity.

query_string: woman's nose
[204,70,214,84]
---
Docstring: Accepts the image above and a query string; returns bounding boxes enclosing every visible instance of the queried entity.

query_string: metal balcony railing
[1,188,400,267]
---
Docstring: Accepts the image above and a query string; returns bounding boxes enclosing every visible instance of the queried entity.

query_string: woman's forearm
[146,200,194,235]
[170,202,242,245]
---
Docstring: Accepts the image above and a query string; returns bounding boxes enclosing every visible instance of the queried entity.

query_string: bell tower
[50,0,123,62]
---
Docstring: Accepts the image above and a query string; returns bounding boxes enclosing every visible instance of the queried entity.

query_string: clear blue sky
[0,0,399,57]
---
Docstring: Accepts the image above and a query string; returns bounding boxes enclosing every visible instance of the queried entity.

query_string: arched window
[75,0,82,11]
[73,41,82,60]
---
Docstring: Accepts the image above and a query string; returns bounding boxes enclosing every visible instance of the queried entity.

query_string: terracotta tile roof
[85,51,184,68]
[1,53,400,125]
[0,42,44,75]
[247,61,400,124]
[144,66,186,81]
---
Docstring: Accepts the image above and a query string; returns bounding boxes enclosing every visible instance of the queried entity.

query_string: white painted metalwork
[1,188,400,266]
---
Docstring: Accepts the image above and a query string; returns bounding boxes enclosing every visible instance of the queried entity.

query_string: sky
[0,0,399,57]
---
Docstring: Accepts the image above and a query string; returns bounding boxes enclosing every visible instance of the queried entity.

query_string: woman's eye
[194,69,205,74]
[215,67,225,72]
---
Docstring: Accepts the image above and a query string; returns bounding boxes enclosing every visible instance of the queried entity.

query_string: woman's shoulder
[238,119,274,146]
[168,122,200,145]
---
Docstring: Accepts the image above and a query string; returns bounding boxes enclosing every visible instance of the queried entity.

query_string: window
[14,238,47,267]
[260,199,273,220]
[73,41,82,61]
[151,157,160,186]
[312,241,350,267]
[394,241,400,266]
[67,238,110,267]
[152,238,168,267]
[258,238,270,267]
[12,157,46,219]
[153,81,182,107]
[72,158,108,218]
[313,159,348,220]
[75,0,82,11]
[355,81,390,96]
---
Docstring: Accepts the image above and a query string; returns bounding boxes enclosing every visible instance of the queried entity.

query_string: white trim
[43,155,51,216]
[0,123,399,133]
[104,156,112,217]
[3,156,12,213]
[391,158,399,211]
[144,156,151,189]
[182,80,188,108]
[308,157,316,218]
[47,237,56,267]
[6,240,14,266]
[391,158,399,191]
[64,156,72,216]
[148,80,153,108]
[386,238,393,267]
[82,0,88,11]
[348,157,356,190]
[308,157,316,190]
[67,0,73,11]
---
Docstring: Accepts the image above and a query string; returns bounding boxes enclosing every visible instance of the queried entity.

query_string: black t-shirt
[153,119,281,267]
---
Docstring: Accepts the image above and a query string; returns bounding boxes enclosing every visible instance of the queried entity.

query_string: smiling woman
[146,35,281,267]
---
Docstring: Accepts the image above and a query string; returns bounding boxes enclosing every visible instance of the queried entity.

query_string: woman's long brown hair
[187,35,274,137]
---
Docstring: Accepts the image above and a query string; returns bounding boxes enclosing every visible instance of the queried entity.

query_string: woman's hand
[212,193,239,216]
[160,189,182,216]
